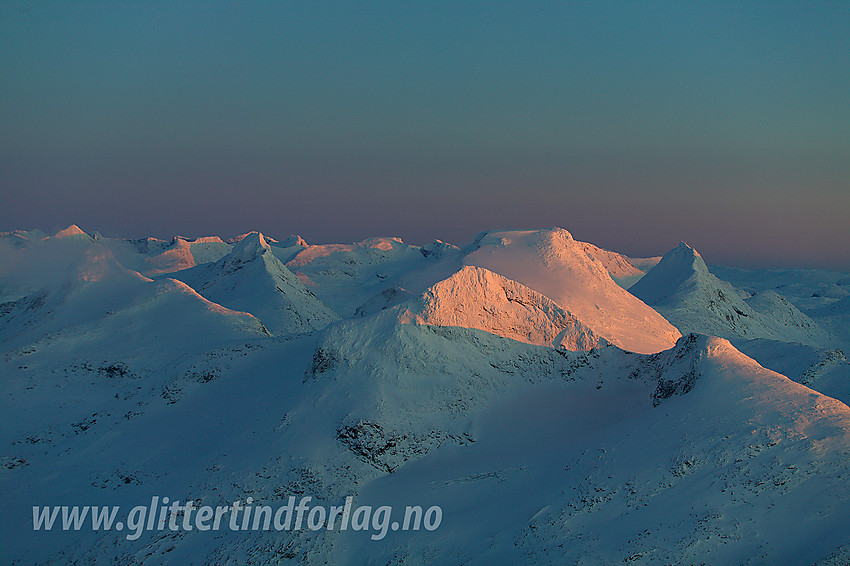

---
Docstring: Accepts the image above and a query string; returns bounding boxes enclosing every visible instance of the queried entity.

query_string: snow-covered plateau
[1,225,849,565]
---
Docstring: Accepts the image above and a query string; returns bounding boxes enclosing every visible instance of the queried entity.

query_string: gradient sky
[1,1,848,268]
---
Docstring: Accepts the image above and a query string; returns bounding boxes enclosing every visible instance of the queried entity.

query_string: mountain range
[1,225,848,565]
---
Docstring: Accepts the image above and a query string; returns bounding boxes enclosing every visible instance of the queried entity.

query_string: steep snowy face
[305,306,653,441]
[221,231,272,270]
[397,266,601,351]
[578,241,647,288]
[52,224,91,240]
[631,242,832,346]
[629,242,711,305]
[462,228,681,354]
[170,232,339,335]
[744,290,832,345]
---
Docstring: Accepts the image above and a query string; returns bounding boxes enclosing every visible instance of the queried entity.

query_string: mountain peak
[462,228,681,353]
[53,224,89,239]
[629,243,711,306]
[228,232,271,264]
[549,226,574,240]
[169,230,339,335]
[467,227,574,253]
[635,242,711,297]
[278,234,308,248]
[398,265,601,350]
[675,241,701,257]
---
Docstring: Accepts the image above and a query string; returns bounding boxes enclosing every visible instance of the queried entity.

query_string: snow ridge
[397,265,601,350]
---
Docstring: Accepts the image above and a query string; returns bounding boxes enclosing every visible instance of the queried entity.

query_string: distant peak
[420,239,460,259]
[662,241,708,271]
[465,227,575,254]
[192,235,226,244]
[547,226,574,240]
[53,224,89,239]
[226,231,271,265]
[675,241,700,256]
[228,232,269,244]
[363,237,404,251]
[629,241,713,305]
[278,234,308,247]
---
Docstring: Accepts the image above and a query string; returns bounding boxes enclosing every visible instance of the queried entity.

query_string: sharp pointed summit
[52,224,91,240]
[630,242,831,346]
[628,241,711,305]
[170,232,339,335]
[223,231,272,269]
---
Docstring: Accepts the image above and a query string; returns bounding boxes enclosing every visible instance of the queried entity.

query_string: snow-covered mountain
[710,264,850,313]
[0,230,263,346]
[0,224,234,280]
[0,243,268,349]
[732,338,850,406]
[341,333,850,564]
[285,236,460,318]
[52,223,93,240]
[268,228,678,354]
[2,225,850,565]
[578,240,647,288]
[395,265,602,350]
[630,241,832,347]
[101,235,233,276]
[708,264,850,353]
[462,228,681,354]
[169,232,339,335]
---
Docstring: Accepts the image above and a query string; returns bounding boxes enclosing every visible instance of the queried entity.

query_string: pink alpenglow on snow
[398,265,602,351]
[463,228,681,354]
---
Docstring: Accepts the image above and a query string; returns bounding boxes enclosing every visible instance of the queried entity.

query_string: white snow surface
[285,236,451,318]
[52,224,91,240]
[169,232,340,335]
[631,242,833,347]
[463,228,681,354]
[1,225,850,565]
[578,240,647,288]
[396,265,602,350]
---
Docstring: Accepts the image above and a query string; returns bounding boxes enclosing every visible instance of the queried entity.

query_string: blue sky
[1,1,848,268]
